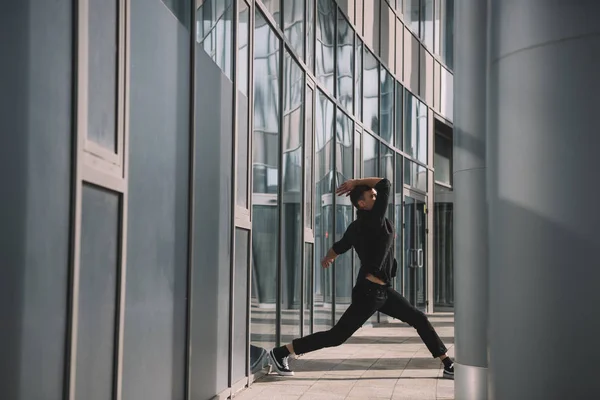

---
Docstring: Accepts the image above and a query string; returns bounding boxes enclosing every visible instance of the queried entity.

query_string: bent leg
[379,288,448,358]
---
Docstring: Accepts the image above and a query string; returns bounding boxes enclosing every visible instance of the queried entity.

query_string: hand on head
[335,179,355,197]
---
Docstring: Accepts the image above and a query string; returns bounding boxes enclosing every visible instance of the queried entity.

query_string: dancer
[269,177,454,379]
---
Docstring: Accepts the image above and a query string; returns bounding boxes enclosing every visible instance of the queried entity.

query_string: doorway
[403,191,428,310]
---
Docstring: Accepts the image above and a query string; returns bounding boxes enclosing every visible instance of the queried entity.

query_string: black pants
[293,279,447,358]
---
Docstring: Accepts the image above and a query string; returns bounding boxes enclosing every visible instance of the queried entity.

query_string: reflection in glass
[355,0,364,36]
[363,0,379,54]
[262,0,281,27]
[336,13,354,112]
[88,0,117,151]
[251,10,279,359]
[404,92,428,164]
[236,0,250,208]
[284,0,305,58]
[404,0,420,35]
[434,133,452,185]
[197,0,234,79]
[420,48,434,105]
[363,133,379,178]
[404,159,427,192]
[314,91,334,331]
[394,156,403,292]
[404,31,420,93]
[316,0,335,94]
[363,48,379,134]
[335,110,354,322]
[305,87,314,228]
[380,144,394,222]
[281,52,304,344]
[303,243,314,335]
[395,19,404,78]
[441,67,454,121]
[436,0,454,69]
[422,0,434,49]
[306,0,315,72]
[395,82,403,151]
[434,189,454,308]
[380,68,394,145]
[380,2,395,69]
[355,38,363,120]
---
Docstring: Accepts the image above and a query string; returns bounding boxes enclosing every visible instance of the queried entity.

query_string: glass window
[441,67,453,121]
[337,0,355,23]
[363,48,379,134]
[316,0,336,94]
[314,90,334,330]
[395,18,404,79]
[232,228,249,382]
[162,0,190,27]
[236,0,250,208]
[284,0,304,58]
[354,130,362,178]
[305,86,314,228]
[363,0,380,54]
[355,37,363,120]
[336,12,354,112]
[335,110,354,323]
[434,60,441,111]
[394,156,403,291]
[396,0,404,14]
[363,133,379,178]
[404,159,427,192]
[404,30,420,93]
[306,0,315,72]
[88,0,118,151]
[380,144,394,221]
[355,0,364,37]
[434,194,454,308]
[251,10,280,354]
[434,133,452,185]
[303,243,314,335]
[441,0,454,69]
[420,46,434,104]
[422,0,434,49]
[380,68,394,145]
[404,0,420,35]
[380,1,395,70]
[281,53,304,343]
[404,92,428,163]
[395,81,403,152]
[262,0,281,27]
[197,0,234,80]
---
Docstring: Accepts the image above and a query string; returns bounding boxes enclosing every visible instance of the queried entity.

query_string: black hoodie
[332,178,397,284]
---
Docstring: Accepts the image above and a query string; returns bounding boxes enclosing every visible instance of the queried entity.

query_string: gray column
[453,0,488,398]
[487,1,600,399]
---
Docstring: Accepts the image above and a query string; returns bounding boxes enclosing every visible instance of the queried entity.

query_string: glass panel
[355,38,363,120]
[380,144,394,221]
[281,52,304,344]
[422,0,434,49]
[161,0,191,27]
[440,0,454,69]
[434,0,441,55]
[197,0,234,80]
[336,12,354,112]
[434,186,454,308]
[404,0,420,35]
[232,228,249,382]
[77,184,119,400]
[380,68,394,145]
[434,61,441,111]
[363,0,379,54]
[420,47,434,104]
[284,0,304,58]
[403,196,414,299]
[394,156,403,292]
[380,1,395,69]
[363,133,379,178]
[335,110,354,323]
[395,82,403,152]
[363,48,379,134]
[305,86,314,228]
[355,0,364,36]
[236,0,250,208]
[403,197,428,309]
[441,67,454,121]
[338,0,355,23]
[251,10,279,358]
[434,133,452,185]
[404,92,427,163]
[404,31,420,93]
[262,0,281,27]
[303,243,314,335]
[314,91,334,330]
[88,0,118,151]
[414,200,427,309]
[404,159,427,192]
[307,0,315,72]
[353,130,362,283]
[396,0,404,14]
[395,18,404,79]
[316,0,335,94]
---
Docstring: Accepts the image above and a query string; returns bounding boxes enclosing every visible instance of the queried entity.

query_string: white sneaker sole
[268,351,294,377]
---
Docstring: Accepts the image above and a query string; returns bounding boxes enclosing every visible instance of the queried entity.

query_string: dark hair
[349,185,372,209]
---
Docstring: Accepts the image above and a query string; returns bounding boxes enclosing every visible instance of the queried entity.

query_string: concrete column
[453,0,488,398]
[487,1,600,398]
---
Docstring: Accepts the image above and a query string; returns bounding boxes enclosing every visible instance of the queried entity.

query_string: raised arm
[370,178,391,218]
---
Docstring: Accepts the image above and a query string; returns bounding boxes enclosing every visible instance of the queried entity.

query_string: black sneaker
[443,362,454,379]
[268,349,294,376]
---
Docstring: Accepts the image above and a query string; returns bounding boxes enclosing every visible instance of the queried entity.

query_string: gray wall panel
[189,49,233,399]
[0,1,72,399]
[123,1,190,399]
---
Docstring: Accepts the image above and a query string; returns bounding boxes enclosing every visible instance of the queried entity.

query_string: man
[269,177,454,379]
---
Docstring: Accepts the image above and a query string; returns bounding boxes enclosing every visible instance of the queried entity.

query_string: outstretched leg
[379,287,454,379]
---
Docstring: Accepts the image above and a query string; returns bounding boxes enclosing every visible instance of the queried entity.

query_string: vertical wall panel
[123,1,190,399]
[0,1,72,399]
[232,228,250,383]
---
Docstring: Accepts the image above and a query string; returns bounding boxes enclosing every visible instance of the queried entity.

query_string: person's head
[349,185,377,210]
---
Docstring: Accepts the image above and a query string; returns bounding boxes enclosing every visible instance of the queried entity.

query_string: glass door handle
[417,249,423,268]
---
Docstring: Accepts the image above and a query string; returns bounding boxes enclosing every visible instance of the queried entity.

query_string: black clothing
[292,279,448,357]
[332,178,397,283]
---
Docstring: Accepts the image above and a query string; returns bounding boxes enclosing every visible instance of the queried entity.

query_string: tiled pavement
[235,313,454,400]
